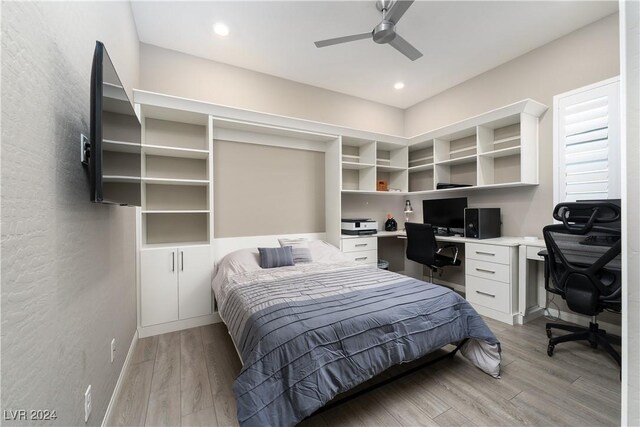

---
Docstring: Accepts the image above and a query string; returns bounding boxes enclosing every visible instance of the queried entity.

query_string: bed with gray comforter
[214,259,501,427]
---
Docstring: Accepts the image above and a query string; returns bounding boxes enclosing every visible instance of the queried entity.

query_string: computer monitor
[423,197,468,234]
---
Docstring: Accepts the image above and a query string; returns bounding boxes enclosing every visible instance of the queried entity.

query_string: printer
[341,218,378,235]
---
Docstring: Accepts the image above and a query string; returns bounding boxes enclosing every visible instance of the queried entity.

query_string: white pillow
[278,238,313,263]
[308,240,350,263]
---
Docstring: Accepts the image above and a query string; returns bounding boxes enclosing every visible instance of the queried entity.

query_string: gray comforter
[216,262,500,427]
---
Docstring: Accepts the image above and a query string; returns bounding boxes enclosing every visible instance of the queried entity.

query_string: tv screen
[88,41,141,206]
[423,197,468,230]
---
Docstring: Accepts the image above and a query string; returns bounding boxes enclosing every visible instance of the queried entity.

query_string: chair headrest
[553,202,620,233]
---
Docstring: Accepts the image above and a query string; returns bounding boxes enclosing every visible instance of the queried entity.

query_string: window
[553,77,621,204]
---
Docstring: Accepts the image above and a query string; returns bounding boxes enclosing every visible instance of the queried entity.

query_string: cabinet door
[178,246,212,320]
[141,248,179,326]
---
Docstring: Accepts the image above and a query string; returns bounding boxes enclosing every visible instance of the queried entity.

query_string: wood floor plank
[204,341,239,426]
[501,360,619,425]
[384,372,451,419]
[181,406,217,427]
[369,386,439,426]
[151,331,181,392]
[319,401,368,427]
[433,408,477,427]
[145,382,181,427]
[181,328,214,416]
[131,336,159,364]
[108,360,154,427]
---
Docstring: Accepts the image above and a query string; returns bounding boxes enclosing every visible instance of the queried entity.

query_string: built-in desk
[341,232,527,324]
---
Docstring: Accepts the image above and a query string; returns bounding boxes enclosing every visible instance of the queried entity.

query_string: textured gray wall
[1,2,139,425]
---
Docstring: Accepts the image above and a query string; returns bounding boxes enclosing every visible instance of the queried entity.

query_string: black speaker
[464,208,501,239]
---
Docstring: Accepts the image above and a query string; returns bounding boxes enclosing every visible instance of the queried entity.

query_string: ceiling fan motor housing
[373,21,396,44]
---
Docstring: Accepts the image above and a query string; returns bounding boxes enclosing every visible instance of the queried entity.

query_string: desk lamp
[403,200,413,230]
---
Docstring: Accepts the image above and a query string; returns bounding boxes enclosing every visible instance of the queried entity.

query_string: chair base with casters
[546,318,621,366]
[426,244,461,283]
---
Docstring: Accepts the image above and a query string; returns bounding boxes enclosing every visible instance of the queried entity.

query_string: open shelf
[142,177,209,186]
[145,118,208,150]
[480,146,521,158]
[103,175,140,183]
[435,154,478,166]
[142,144,209,159]
[145,184,208,211]
[342,161,375,170]
[145,155,208,181]
[408,163,434,172]
[409,168,434,192]
[103,139,139,153]
[377,165,407,172]
[142,210,210,214]
[144,212,209,245]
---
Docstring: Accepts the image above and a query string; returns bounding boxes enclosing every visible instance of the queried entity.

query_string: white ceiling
[131,1,617,109]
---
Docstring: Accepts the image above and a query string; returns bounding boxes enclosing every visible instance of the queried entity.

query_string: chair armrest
[437,244,459,263]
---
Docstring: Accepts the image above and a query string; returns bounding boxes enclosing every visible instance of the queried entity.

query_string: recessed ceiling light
[394,82,405,90]
[213,22,230,37]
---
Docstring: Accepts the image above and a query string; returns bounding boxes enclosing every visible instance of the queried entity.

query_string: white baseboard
[102,329,138,427]
[138,313,221,338]
[544,307,622,336]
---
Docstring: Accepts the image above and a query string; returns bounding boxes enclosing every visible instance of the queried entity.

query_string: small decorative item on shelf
[404,200,414,228]
[384,214,397,231]
[377,180,388,191]
[388,188,402,192]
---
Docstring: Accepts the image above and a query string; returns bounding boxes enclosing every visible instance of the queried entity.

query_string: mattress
[214,260,501,427]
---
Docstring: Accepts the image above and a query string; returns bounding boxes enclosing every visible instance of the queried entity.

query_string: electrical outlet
[84,385,91,423]
[110,338,116,363]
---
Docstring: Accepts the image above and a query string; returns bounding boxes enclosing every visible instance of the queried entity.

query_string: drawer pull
[355,257,368,261]
[475,268,495,274]
[476,290,496,298]
[476,251,495,256]
[355,243,368,247]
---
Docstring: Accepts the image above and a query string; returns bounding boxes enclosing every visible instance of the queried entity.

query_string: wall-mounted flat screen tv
[87,40,141,206]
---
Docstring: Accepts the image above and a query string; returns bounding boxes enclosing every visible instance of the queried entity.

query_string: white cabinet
[341,236,378,266]
[140,245,212,327]
[464,242,519,325]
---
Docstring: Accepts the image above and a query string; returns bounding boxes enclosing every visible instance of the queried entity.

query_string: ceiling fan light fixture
[213,22,230,37]
[394,82,405,90]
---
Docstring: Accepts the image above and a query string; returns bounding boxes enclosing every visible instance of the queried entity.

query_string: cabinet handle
[172,252,175,272]
[355,257,368,261]
[476,290,496,298]
[475,267,495,274]
[355,243,368,247]
[476,251,495,256]
[181,251,184,271]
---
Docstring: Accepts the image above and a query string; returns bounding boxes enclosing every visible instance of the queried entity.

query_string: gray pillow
[278,238,313,263]
[258,246,295,269]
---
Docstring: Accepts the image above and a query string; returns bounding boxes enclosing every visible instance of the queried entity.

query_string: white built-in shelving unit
[407,99,546,194]
[340,137,408,194]
[131,90,548,337]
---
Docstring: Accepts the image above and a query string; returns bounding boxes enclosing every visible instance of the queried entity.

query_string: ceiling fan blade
[384,0,414,24]
[314,32,372,48]
[388,34,423,61]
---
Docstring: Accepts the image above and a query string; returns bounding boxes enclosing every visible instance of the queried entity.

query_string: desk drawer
[466,276,510,313]
[527,245,546,261]
[466,242,511,265]
[342,237,378,253]
[466,259,511,283]
[344,250,377,265]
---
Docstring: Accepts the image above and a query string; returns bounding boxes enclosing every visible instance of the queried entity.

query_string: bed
[212,239,501,427]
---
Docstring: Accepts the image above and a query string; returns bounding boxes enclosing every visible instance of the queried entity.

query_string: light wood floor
[107,317,621,426]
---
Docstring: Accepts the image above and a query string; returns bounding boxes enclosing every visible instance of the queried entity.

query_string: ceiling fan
[314,0,423,61]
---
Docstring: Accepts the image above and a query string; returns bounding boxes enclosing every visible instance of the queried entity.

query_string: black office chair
[540,202,622,366]
[405,222,461,283]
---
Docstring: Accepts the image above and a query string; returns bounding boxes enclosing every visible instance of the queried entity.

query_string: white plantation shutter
[554,78,621,204]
